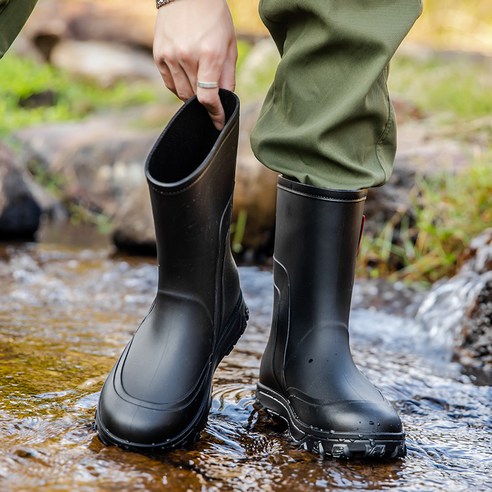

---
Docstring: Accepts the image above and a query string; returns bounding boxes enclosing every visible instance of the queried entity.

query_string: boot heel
[216,295,249,364]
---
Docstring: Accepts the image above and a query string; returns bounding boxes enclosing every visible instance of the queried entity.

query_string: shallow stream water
[0,243,490,491]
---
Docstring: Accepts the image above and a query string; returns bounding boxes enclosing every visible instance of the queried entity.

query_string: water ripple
[0,245,490,490]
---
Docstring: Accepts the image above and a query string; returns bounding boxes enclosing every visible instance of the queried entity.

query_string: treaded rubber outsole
[95,297,249,454]
[256,384,406,460]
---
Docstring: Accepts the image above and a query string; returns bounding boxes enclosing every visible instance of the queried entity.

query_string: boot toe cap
[96,377,206,450]
[292,397,403,435]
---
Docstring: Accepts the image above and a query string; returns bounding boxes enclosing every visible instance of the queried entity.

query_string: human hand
[153,0,237,130]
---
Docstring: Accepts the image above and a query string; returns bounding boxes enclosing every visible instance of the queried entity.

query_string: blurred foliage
[358,159,492,284]
[408,0,492,53]
[352,43,492,283]
[389,53,492,121]
[0,53,158,136]
[0,0,490,282]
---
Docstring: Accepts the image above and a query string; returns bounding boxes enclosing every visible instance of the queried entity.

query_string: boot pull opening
[147,90,239,185]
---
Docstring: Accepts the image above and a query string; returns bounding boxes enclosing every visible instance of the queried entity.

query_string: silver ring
[197,81,219,89]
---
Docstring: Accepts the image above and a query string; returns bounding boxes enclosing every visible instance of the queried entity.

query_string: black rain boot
[96,90,248,452]
[257,176,405,459]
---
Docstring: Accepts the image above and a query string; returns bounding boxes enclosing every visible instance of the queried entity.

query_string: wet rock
[0,142,55,240]
[454,274,492,385]
[461,228,492,275]
[417,229,492,385]
[453,229,492,384]
[50,40,160,85]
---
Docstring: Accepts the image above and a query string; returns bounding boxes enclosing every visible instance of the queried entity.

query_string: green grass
[356,51,492,283]
[0,53,159,136]
[390,53,492,121]
[358,158,492,283]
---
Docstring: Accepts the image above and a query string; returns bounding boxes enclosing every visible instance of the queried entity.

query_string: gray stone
[15,119,159,217]
[111,183,155,254]
[454,272,492,385]
[417,228,492,385]
[452,229,492,384]
[461,228,492,276]
[0,143,44,239]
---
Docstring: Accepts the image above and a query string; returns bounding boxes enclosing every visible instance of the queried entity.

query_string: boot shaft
[261,176,367,393]
[274,176,366,329]
[145,91,240,323]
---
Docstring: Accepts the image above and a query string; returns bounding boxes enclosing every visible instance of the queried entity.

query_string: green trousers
[0,0,38,59]
[251,0,422,190]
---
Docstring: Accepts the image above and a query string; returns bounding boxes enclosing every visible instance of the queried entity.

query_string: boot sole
[256,383,406,460]
[95,295,249,454]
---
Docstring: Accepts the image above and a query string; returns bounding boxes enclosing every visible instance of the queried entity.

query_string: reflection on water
[0,244,490,491]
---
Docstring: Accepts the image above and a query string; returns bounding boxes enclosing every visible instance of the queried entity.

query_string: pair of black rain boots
[96,90,406,459]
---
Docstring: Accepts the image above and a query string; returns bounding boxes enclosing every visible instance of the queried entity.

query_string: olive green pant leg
[250,0,422,190]
[0,0,38,59]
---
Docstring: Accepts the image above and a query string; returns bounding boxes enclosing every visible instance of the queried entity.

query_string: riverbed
[0,242,490,491]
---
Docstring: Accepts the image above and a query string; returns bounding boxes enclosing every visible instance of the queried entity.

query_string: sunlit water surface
[0,244,490,491]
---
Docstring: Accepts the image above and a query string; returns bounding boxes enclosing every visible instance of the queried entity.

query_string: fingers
[167,59,195,101]
[152,0,238,130]
[155,43,235,131]
[156,49,225,130]
[196,50,225,130]
[154,52,195,101]
[155,60,176,95]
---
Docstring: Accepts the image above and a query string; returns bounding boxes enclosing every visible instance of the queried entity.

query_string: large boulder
[416,229,492,385]
[111,183,155,255]
[455,274,492,385]
[14,116,160,216]
[453,229,492,384]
